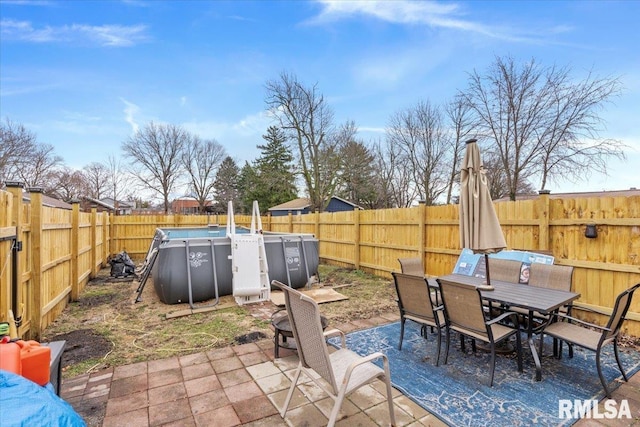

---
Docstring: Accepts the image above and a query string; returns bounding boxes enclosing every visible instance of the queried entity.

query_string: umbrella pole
[485,253,491,286]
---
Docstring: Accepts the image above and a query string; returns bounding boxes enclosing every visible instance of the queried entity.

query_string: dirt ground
[42,264,398,379]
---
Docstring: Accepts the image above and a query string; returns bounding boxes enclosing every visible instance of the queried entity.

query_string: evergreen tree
[337,140,377,208]
[250,126,298,211]
[213,156,240,214]
[237,161,258,214]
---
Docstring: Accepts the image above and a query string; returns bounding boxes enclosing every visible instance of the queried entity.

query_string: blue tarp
[0,370,85,427]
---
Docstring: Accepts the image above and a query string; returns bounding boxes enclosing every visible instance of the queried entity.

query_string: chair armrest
[343,351,389,383]
[487,310,519,326]
[550,312,612,332]
[324,328,346,347]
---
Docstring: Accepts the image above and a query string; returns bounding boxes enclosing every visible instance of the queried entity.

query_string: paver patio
[60,311,640,426]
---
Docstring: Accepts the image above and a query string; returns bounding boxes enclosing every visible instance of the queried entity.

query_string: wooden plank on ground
[165,301,236,319]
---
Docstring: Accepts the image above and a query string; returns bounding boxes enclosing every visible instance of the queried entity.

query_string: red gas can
[17,340,51,386]
[0,339,22,375]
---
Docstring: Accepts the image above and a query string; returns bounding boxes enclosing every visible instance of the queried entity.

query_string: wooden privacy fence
[1,186,639,337]
[0,183,109,340]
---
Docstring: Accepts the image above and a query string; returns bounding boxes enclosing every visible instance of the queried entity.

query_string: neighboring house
[268,196,362,217]
[80,197,133,215]
[22,192,73,210]
[100,198,134,215]
[493,188,640,202]
[325,196,363,213]
[171,197,212,214]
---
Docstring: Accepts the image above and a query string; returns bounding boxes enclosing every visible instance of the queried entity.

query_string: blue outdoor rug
[330,321,640,427]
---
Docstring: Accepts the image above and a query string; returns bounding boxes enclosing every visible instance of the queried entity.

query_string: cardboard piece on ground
[270,288,349,307]
[166,301,237,319]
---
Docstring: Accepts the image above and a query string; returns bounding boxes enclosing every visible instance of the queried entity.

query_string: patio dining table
[437,273,580,381]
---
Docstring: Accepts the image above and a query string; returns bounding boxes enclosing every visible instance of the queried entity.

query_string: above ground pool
[146,225,319,305]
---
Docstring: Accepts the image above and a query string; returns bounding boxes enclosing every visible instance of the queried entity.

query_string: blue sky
[1,0,638,194]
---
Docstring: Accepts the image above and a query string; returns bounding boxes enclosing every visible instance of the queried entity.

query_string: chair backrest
[392,272,438,322]
[398,257,424,276]
[603,283,640,342]
[437,278,488,339]
[487,258,522,283]
[528,263,573,291]
[271,280,338,392]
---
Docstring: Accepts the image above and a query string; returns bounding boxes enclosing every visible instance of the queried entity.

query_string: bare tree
[14,143,63,189]
[386,100,450,205]
[82,162,110,199]
[462,55,624,199]
[482,150,537,199]
[182,136,226,213]
[122,122,188,213]
[443,95,478,204]
[0,118,37,184]
[265,72,338,212]
[106,154,130,211]
[372,138,416,208]
[536,69,625,189]
[50,167,86,202]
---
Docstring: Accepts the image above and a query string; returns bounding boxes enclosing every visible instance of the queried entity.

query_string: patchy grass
[42,263,398,379]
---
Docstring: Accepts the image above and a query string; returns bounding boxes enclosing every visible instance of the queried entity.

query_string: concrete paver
[60,313,640,426]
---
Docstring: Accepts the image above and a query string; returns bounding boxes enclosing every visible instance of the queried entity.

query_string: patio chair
[515,264,574,324]
[529,263,574,293]
[271,280,396,427]
[437,277,523,386]
[398,257,424,276]
[398,257,441,306]
[487,258,523,283]
[528,263,575,329]
[539,283,640,398]
[392,272,445,365]
[482,258,523,317]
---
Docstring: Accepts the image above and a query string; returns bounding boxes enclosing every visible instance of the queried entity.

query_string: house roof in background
[330,195,363,210]
[494,188,640,202]
[84,197,114,210]
[100,197,134,208]
[22,192,72,210]
[268,198,312,211]
[268,196,362,211]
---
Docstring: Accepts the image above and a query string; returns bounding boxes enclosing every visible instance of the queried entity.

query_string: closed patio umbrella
[459,139,506,287]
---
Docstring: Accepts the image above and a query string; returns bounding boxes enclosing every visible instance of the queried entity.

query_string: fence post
[288,212,293,234]
[419,203,426,264]
[102,212,108,264]
[70,200,79,301]
[314,212,320,239]
[109,212,116,257]
[90,208,97,278]
[538,190,551,252]
[28,187,43,340]
[354,209,360,270]
[5,182,22,334]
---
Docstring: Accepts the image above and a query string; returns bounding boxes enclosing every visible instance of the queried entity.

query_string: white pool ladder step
[227,201,270,305]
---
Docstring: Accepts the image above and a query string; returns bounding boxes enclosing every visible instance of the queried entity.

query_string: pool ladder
[227,201,271,305]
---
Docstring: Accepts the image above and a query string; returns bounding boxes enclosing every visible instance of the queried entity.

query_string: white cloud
[183,110,272,139]
[358,126,385,133]
[309,0,460,25]
[308,0,565,43]
[0,19,150,46]
[121,98,140,134]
